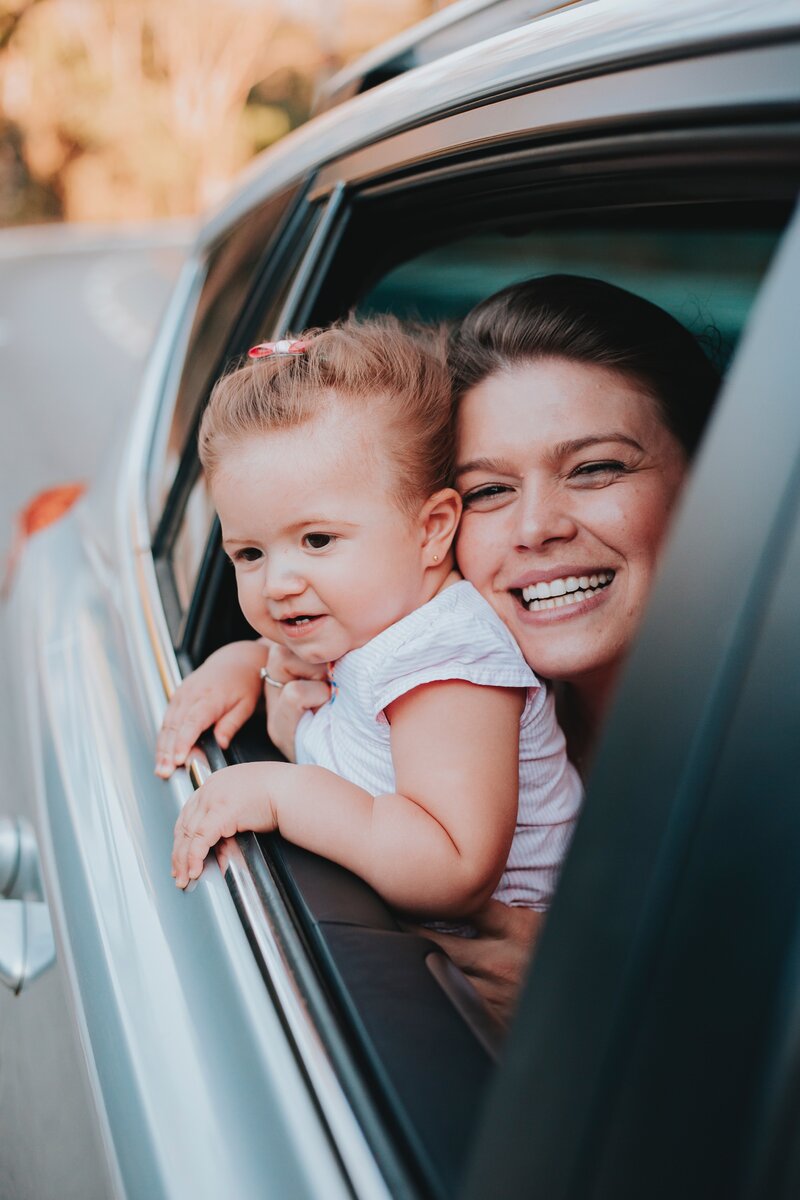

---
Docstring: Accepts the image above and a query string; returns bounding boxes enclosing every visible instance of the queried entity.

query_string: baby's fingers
[213,696,257,749]
[172,802,216,887]
[156,695,218,777]
[156,706,187,777]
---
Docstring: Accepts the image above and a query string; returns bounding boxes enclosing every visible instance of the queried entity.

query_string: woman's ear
[419,488,462,566]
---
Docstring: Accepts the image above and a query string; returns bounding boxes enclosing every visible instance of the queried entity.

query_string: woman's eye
[571,460,630,483]
[303,532,336,550]
[462,484,513,508]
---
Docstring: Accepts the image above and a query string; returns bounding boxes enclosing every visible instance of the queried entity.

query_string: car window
[151,189,327,640]
[171,472,217,614]
[360,225,780,366]
[150,186,298,526]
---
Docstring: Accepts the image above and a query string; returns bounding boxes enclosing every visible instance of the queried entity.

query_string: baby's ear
[421,488,461,564]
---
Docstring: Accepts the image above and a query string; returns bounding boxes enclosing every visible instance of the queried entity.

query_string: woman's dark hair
[449,274,720,455]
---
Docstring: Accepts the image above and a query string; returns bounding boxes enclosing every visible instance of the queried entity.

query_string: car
[2,0,800,1196]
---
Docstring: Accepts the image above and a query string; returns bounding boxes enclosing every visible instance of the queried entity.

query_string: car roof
[201,0,800,248]
[314,0,594,113]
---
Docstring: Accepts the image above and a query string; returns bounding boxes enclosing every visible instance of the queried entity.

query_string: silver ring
[260,667,284,689]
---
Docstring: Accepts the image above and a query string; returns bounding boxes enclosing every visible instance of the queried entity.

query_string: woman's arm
[172,679,523,918]
[413,900,544,1027]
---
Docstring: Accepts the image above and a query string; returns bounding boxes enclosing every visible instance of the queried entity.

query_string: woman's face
[455,358,687,688]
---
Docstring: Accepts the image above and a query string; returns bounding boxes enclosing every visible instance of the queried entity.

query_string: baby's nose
[261,556,306,599]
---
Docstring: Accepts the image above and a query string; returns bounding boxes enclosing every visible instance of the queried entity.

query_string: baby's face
[213,407,432,664]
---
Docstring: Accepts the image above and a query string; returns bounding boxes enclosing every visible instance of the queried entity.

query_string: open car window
[152,120,800,1198]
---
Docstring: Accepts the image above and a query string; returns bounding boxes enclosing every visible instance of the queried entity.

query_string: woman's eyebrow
[455,436,644,479]
[554,433,645,456]
[455,456,518,479]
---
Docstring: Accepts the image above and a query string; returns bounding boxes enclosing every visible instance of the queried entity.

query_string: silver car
[3,0,800,1196]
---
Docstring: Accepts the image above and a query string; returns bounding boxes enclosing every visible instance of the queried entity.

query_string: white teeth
[519,570,615,612]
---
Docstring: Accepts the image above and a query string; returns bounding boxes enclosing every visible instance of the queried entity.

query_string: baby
[159,317,582,920]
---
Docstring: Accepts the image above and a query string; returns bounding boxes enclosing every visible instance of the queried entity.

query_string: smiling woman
[450,273,720,770]
[413,274,723,1019]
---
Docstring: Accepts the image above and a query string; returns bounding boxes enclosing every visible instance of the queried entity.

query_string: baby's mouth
[513,571,615,612]
[279,613,326,632]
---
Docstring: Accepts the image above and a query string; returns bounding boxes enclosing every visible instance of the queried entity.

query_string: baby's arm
[172,680,523,919]
[155,640,267,777]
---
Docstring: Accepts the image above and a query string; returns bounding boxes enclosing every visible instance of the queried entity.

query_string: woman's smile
[511,567,616,613]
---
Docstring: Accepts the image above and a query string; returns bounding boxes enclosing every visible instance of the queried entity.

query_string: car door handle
[0,817,55,993]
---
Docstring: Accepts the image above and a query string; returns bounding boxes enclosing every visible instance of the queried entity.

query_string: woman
[418,273,719,1018]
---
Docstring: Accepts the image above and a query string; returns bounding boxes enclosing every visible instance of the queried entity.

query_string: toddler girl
[160,317,581,920]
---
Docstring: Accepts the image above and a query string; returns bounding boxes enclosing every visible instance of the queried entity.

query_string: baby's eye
[570,460,630,484]
[303,532,336,550]
[234,546,262,563]
[461,483,513,509]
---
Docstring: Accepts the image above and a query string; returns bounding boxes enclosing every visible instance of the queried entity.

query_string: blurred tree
[0,0,436,223]
[0,0,41,51]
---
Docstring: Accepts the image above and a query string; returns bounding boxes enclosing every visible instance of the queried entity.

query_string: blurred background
[0,0,448,566]
[0,0,445,224]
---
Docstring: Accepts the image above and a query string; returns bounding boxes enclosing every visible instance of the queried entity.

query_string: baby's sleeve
[369,600,539,723]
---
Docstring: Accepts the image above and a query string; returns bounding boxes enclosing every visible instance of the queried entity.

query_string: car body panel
[4,510,362,1198]
[315,0,593,111]
[204,0,800,244]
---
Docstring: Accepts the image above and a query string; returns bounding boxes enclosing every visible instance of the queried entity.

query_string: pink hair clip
[248,338,306,359]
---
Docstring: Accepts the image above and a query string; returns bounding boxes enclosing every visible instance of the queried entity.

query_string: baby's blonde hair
[199,315,454,516]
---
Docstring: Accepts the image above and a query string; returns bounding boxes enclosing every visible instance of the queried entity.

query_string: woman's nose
[513,484,578,550]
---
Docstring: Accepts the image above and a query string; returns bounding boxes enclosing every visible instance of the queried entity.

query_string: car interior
[149,129,800,1197]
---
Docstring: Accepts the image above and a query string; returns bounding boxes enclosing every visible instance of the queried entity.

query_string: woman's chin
[504,583,623,681]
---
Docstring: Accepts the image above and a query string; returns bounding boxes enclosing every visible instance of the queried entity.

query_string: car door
[462,202,800,1200]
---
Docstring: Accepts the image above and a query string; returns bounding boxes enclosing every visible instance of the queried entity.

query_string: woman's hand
[155,640,267,778]
[417,900,545,1028]
[171,762,279,887]
[263,644,330,760]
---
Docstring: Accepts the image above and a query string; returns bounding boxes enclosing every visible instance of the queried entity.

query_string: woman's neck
[556,664,620,778]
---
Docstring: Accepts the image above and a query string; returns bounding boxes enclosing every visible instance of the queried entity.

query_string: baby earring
[432,554,439,562]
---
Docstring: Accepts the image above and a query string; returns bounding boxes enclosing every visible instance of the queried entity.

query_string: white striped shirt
[295,581,582,910]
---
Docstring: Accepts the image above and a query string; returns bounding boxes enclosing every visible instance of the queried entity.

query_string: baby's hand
[171,762,277,887]
[156,640,267,778]
[264,644,330,761]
